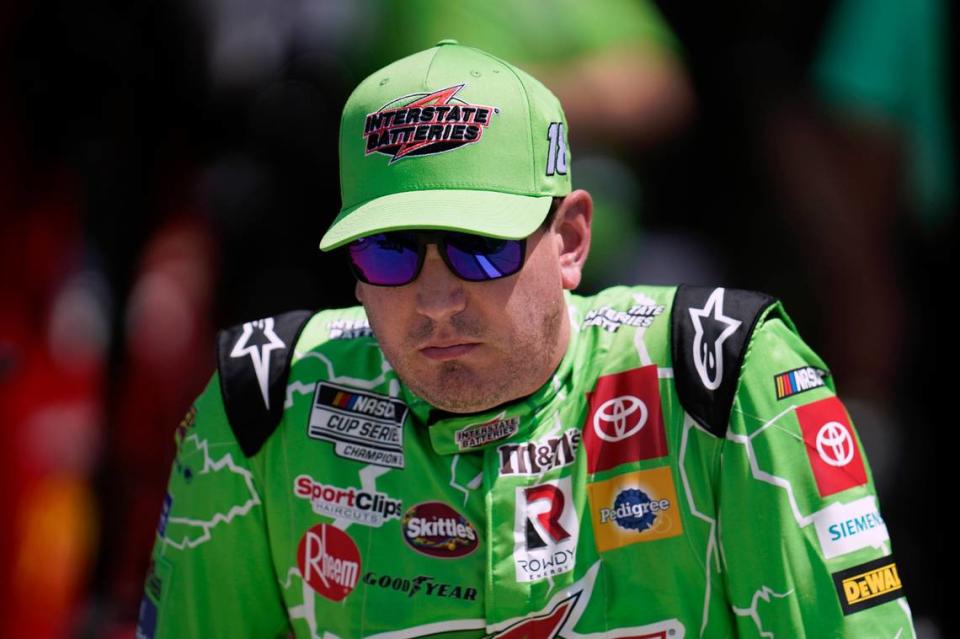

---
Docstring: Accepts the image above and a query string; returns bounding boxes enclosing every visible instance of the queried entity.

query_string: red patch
[582,366,667,473]
[797,396,867,497]
[297,524,362,601]
[491,595,576,638]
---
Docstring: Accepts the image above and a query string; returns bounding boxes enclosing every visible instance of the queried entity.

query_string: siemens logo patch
[812,496,889,559]
[833,555,904,615]
[308,382,408,469]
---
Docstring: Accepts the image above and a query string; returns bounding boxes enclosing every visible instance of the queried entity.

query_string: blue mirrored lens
[443,232,524,281]
[348,233,421,286]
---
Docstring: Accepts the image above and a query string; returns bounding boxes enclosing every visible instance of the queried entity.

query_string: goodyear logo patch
[308,382,408,469]
[774,366,828,400]
[832,555,904,615]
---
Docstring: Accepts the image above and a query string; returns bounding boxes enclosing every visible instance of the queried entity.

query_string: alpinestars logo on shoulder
[363,85,498,162]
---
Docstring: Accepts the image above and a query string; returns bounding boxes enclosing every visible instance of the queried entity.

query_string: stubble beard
[397,298,568,413]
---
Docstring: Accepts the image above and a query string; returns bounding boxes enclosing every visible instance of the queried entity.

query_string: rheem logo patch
[513,477,579,583]
[796,396,867,497]
[582,366,667,473]
[297,524,361,602]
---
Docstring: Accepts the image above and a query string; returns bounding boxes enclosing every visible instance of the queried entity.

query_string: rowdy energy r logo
[514,477,579,582]
[364,85,497,162]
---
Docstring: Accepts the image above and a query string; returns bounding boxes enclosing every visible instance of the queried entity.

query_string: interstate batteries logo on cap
[308,382,408,469]
[364,84,498,162]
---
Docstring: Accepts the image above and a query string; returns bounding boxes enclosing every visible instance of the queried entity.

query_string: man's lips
[419,342,480,361]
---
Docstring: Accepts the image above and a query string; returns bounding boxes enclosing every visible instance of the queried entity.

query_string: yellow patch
[842,562,902,605]
[588,467,683,552]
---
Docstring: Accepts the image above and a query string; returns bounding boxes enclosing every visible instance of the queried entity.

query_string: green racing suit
[137,284,914,638]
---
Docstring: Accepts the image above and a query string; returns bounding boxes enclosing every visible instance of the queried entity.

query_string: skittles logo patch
[364,85,498,162]
[402,502,479,558]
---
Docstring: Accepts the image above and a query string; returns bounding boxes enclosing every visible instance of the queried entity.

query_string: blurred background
[0,0,951,636]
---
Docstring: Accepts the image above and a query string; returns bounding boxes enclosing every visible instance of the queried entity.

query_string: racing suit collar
[400,293,579,456]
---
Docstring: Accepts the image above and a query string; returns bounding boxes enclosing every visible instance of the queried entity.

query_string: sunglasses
[347,230,528,287]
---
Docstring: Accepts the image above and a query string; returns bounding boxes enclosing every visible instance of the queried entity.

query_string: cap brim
[319,190,553,251]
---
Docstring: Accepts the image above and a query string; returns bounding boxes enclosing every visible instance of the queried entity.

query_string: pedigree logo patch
[587,467,682,552]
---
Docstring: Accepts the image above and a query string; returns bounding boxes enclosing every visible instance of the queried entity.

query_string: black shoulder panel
[671,285,776,438]
[216,310,313,457]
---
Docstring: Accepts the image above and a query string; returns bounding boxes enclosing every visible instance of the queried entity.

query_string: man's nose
[415,244,466,321]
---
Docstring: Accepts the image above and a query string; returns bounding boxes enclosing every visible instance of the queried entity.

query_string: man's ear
[355,281,364,303]
[554,189,593,290]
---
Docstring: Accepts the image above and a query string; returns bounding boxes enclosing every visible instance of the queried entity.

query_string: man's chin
[407,367,505,414]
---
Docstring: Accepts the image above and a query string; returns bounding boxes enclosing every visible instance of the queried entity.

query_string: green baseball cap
[319,39,572,251]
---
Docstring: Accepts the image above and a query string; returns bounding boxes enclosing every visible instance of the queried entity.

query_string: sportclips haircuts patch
[364,84,498,162]
[308,382,408,469]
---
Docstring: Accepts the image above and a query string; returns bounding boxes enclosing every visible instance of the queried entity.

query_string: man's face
[355,195,590,413]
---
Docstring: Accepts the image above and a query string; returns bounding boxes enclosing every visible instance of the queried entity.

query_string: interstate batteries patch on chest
[308,382,409,469]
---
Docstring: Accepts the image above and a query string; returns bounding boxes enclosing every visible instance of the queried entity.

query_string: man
[138,40,914,638]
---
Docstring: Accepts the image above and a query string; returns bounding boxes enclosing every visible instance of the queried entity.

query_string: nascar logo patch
[774,366,829,400]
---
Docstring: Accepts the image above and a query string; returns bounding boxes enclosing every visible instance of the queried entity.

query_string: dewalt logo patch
[832,555,905,615]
